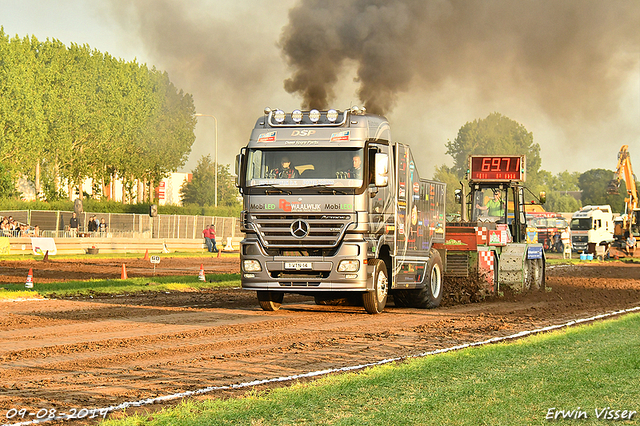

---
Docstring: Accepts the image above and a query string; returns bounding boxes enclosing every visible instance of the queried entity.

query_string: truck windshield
[570,218,591,230]
[245,148,365,187]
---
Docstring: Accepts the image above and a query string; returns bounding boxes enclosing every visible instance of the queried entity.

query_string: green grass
[0,273,241,299]
[101,313,640,426]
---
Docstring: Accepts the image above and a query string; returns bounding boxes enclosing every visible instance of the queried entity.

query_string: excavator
[607,145,640,242]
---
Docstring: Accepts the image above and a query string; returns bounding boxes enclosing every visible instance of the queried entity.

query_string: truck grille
[248,213,354,248]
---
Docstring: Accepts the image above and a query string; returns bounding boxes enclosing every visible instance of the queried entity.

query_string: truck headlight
[243,259,262,272]
[337,260,360,272]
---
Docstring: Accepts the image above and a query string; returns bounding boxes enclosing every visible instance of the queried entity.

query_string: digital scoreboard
[469,155,526,182]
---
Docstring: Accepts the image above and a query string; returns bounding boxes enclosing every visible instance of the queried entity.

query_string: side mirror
[454,189,462,203]
[374,153,388,187]
[234,154,242,188]
[539,191,546,204]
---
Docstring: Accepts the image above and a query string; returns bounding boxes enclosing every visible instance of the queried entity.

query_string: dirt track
[1,256,640,424]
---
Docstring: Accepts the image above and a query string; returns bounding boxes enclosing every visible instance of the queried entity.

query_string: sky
[1,0,639,178]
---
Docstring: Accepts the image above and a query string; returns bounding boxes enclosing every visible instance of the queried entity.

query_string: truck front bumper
[240,239,372,292]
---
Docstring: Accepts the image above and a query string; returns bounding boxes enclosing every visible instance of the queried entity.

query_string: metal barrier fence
[0,210,241,241]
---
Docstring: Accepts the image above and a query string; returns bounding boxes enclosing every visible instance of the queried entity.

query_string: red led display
[469,155,525,182]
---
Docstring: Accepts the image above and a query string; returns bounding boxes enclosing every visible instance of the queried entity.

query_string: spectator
[69,212,79,236]
[626,232,636,256]
[209,225,218,253]
[561,227,571,252]
[99,218,107,234]
[88,215,98,232]
[202,225,213,252]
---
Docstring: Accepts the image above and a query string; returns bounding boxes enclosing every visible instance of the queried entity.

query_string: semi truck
[441,155,546,294]
[570,205,614,253]
[235,107,446,314]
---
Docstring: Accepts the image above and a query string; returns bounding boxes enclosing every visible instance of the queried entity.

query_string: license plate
[285,262,312,270]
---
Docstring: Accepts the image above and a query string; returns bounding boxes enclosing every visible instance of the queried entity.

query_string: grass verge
[0,273,241,299]
[102,313,640,426]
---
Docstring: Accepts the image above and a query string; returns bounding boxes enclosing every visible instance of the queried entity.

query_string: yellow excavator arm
[608,144,639,219]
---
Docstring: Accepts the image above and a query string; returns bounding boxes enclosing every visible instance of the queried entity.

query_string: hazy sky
[1,0,639,177]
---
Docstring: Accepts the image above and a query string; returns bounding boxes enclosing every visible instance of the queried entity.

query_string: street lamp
[194,113,218,207]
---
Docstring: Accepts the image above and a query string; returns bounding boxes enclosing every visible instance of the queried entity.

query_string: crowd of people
[84,215,108,233]
[1,216,40,237]
[1,214,111,238]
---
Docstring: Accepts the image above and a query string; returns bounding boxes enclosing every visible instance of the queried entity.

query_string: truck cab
[570,205,614,253]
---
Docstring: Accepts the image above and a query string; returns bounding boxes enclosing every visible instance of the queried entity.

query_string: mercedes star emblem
[290,219,309,238]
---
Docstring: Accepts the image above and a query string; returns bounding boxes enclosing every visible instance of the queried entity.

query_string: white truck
[570,205,614,253]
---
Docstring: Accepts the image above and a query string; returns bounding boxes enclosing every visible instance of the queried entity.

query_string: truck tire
[413,250,444,309]
[257,291,284,311]
[363,259,388,314]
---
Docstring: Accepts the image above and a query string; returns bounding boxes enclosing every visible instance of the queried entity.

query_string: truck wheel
[363,259,388,314]
[257,291,284,311]
[413,250,444,309]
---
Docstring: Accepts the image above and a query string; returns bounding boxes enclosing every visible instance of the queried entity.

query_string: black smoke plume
[280,0,640,118]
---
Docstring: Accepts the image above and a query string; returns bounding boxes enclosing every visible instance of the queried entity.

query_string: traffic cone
[121,263,128,280]
[143,249,150,261]
[25,268,34,289]
[198,264,206,281]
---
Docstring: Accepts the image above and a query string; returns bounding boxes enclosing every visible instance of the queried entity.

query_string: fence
[0,210,241,241]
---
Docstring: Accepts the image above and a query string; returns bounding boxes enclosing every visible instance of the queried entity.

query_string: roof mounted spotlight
[274,109,286,123]
[309,109,320,123]
[264,107,272,115]
[351,106,360,114]
[291,109,303,123]
[327,109,339,123]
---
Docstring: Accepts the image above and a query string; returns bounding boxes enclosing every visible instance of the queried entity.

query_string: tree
[538,169,582,213]
[436,112,543,209]
[578,169,625,213]
[445,112,542,189]
[0,164,17,199]
[0,31,196,203]
[180,155,240,208]
[433,164,463,214]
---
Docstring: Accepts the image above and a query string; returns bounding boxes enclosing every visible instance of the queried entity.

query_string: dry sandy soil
[1,256,640,424]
